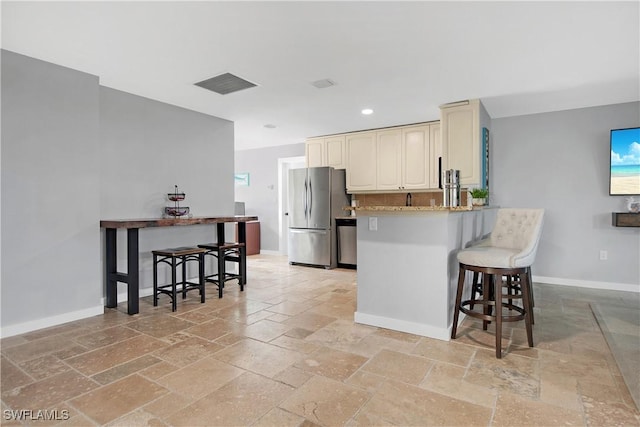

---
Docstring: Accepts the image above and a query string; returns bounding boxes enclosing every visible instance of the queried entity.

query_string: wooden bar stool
[451,208,544,358]
[152,246,207,311]
[453,264,534,358]
[198,242,246,298]
[470,271,534,324]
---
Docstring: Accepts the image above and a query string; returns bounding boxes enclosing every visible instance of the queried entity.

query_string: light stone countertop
[345,205,477,212]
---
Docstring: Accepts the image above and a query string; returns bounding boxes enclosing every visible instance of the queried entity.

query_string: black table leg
[127,228,139,315]
[105,228,118,308]
[237,222,247,285]
[104,227,140,315]
[216,223,225,245]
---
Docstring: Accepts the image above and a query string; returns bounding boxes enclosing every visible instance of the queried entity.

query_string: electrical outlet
[368,217,378,231]
[599,250,608,261]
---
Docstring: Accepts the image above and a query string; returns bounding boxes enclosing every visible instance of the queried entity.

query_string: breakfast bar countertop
[347,205,479,213]
[100,215,258,229]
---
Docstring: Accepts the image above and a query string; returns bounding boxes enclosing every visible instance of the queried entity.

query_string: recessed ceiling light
[361,108,374,115]
[264,124,277,129]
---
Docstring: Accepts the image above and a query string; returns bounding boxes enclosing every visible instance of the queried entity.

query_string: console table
[100,215,258,315]
[612,212,640,227]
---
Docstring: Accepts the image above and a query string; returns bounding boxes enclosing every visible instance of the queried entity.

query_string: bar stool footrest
[459,299,526,323]
[152,247,206,312]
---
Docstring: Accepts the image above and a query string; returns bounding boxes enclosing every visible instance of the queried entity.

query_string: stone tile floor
[591,299,640,412]
[1,254,639,426]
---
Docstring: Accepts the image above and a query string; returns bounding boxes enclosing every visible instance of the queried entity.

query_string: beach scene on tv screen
[610,128,640,195]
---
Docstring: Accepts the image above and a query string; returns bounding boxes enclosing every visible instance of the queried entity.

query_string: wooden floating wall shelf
[612,212,640,227]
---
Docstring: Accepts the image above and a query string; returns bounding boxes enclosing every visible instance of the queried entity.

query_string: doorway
[278,156,305,256]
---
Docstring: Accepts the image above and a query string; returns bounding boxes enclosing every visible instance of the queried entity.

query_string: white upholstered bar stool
[451,208,545,358]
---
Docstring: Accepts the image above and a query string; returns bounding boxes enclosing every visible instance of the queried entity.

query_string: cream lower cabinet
[305,135,346,169]
[346,131,377,192]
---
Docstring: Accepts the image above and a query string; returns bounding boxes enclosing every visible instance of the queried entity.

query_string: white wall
[491,102,640,290]
[1,51,235,336]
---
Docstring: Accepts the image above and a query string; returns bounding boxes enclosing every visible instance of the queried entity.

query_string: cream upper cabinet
[305,138,325,168]
[440,99,484,186]
[401,125,430,190]
[376,128,403,190]
[305,136,346,169]
[376,124,431,191]
[310,121,441,193]
[324,135,346,169]
[346,131,376,192]
[429,123,442,189]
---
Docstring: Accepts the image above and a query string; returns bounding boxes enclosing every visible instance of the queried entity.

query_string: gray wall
[1,50,101,330]
[235,143,305,251]
[100,87,234,219]
[99,87,235,295]
[491,102,639,289]
[1,50,235,335]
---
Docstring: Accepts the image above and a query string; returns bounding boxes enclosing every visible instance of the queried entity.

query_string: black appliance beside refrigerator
[287,167,349,268]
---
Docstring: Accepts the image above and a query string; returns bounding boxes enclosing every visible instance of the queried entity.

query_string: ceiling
[2,1,639,151]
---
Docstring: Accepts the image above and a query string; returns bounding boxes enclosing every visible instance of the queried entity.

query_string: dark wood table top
[100,215,259,229]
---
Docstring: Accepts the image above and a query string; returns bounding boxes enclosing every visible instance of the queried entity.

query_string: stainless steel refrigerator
[288,167,348,268]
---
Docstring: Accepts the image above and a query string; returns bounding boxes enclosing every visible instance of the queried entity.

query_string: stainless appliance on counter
[288,167,349,268]
[443,169,461,207]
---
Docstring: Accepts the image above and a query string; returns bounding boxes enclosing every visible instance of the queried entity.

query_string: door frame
[277,156,305,255]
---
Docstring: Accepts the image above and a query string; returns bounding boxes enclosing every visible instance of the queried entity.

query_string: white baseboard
[256,250,281,256]
[354,311,451,341]
[1,305,104,339]
[4,273,634,339]
[110,286,154,304]
[1,281,185,338]
[533,275,640,293]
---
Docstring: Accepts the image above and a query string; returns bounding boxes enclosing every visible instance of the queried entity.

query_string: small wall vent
[195,72,257,95]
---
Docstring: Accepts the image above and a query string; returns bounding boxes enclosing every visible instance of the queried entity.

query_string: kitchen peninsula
[353,206,497,340]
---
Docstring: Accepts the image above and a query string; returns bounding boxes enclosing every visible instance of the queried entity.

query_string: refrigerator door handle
[290,229,328,234]
[303,178,308,219]
[308,180,313,217]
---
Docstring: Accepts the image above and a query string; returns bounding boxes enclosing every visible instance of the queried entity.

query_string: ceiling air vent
[195,72,257,95]
[311,78,336,89]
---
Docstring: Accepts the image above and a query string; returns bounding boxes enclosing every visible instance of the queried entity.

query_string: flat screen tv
[610,127,640,196]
